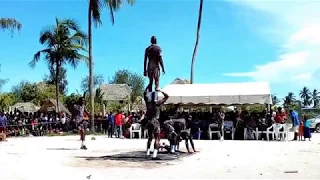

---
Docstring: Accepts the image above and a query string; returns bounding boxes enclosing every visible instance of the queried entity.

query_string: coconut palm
[190,0,204,84]
[87,0,134,131]
[311,89,320,108]
[271,94,280,106]
[29,18,88,113]
[0,18,22,34]
[283,92,296,106]
[299,86,312,107]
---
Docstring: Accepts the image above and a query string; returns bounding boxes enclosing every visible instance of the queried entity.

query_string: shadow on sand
[47,148,79,150]
[76,150,195,163]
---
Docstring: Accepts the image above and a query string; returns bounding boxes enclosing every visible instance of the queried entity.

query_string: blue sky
[1,0,319,100]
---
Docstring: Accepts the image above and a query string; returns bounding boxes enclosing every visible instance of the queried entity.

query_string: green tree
[109,69,144,104]
[271,94,280,106]
[311,89,320,108]
[190,0,204,84]
[80,74,104,93]
[29,18,88,113]
[64,93,82,111]
[11,81,56,105]
[0,93,15,111]
[44,66,68,95]
[88,0,135,131]
[299,86,312,107]
[283,92,296,106]
[0,18,22,35]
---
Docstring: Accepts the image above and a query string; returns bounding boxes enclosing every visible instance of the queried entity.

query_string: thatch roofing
[39,99,71,115]
[99,84,132,101]
[171,78,190,84]
[12,102,40,113]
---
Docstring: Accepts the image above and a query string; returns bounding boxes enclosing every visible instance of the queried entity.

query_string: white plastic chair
[266,123,283,141]
[282,123,293,141]
[208,123,222,140]
[222,121,235,140]
[196,128,202,140]
[256,127,267,140]
[129,123,142,139]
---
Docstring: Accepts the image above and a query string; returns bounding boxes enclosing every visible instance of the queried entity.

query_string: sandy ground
[0,133,319,180]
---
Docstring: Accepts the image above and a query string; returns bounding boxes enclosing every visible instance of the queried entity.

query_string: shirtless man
[144,36,165,92]
[144,88,169,160]
[164,115,197,153]
[73,98,88,150]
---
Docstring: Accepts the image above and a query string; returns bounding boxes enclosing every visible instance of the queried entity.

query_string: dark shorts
[77,120,88,130]
[163,120,175,134]
[146,119,160,134]
[147,63,160,78]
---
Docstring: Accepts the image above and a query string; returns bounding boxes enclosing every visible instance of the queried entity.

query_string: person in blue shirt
[290,110,300,141]
[108,112,115,138]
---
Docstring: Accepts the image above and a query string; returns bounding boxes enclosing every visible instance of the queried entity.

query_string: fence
[0,119,110,137]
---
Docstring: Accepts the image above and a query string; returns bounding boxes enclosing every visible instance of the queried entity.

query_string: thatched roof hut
[171,78,190,84]
[11,102,40,113]
[39,99,71,115]
[99,84,132,101]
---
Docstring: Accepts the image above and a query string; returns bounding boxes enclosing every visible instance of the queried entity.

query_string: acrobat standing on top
[144,36,165,92]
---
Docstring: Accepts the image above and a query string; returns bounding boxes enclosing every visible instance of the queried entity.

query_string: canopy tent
[158,82,272,105]
[11,102,40,113]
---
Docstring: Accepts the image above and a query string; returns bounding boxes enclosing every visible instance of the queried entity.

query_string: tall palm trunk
[88,1,95,131]
[190,0,204,84]
[55,61,60,114]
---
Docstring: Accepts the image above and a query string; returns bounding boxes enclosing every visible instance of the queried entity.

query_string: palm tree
[311,89,320,108]
[29,18,88,114]
[299,86,312,107]
[283,92,296,106]
[88,0,134,131]
[0,18,22,34]
[190,0,204,84]
[271,94,280,106]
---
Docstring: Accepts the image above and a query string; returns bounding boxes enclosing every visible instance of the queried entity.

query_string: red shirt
[115,114,123,126]
[275,112,286,123]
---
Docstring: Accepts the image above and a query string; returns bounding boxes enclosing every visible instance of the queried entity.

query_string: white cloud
[224,0,320,87]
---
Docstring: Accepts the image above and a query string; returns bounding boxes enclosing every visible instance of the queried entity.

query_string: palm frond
[29,48,52,68]
[60,18,82,32]
[39,26,56,46]
[67,31,88,48]
[0,18,22,34]
[90,0,103,27]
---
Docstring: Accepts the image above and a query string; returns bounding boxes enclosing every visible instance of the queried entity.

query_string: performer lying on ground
[144,88,169,160]
[73,97,89,150]
[144,36,165,91]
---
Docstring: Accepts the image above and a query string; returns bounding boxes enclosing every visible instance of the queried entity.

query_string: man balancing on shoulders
[144,36,165,92]
[144,88,169,160]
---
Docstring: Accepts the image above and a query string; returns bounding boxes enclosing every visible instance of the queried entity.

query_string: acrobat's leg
[152,133,161,159]
[154,68,160,91]
[146,129,153,156]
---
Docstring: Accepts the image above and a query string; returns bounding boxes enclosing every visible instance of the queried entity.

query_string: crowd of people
[0,106,312,142]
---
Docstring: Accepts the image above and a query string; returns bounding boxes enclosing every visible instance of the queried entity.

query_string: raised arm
[157,89,169,105]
